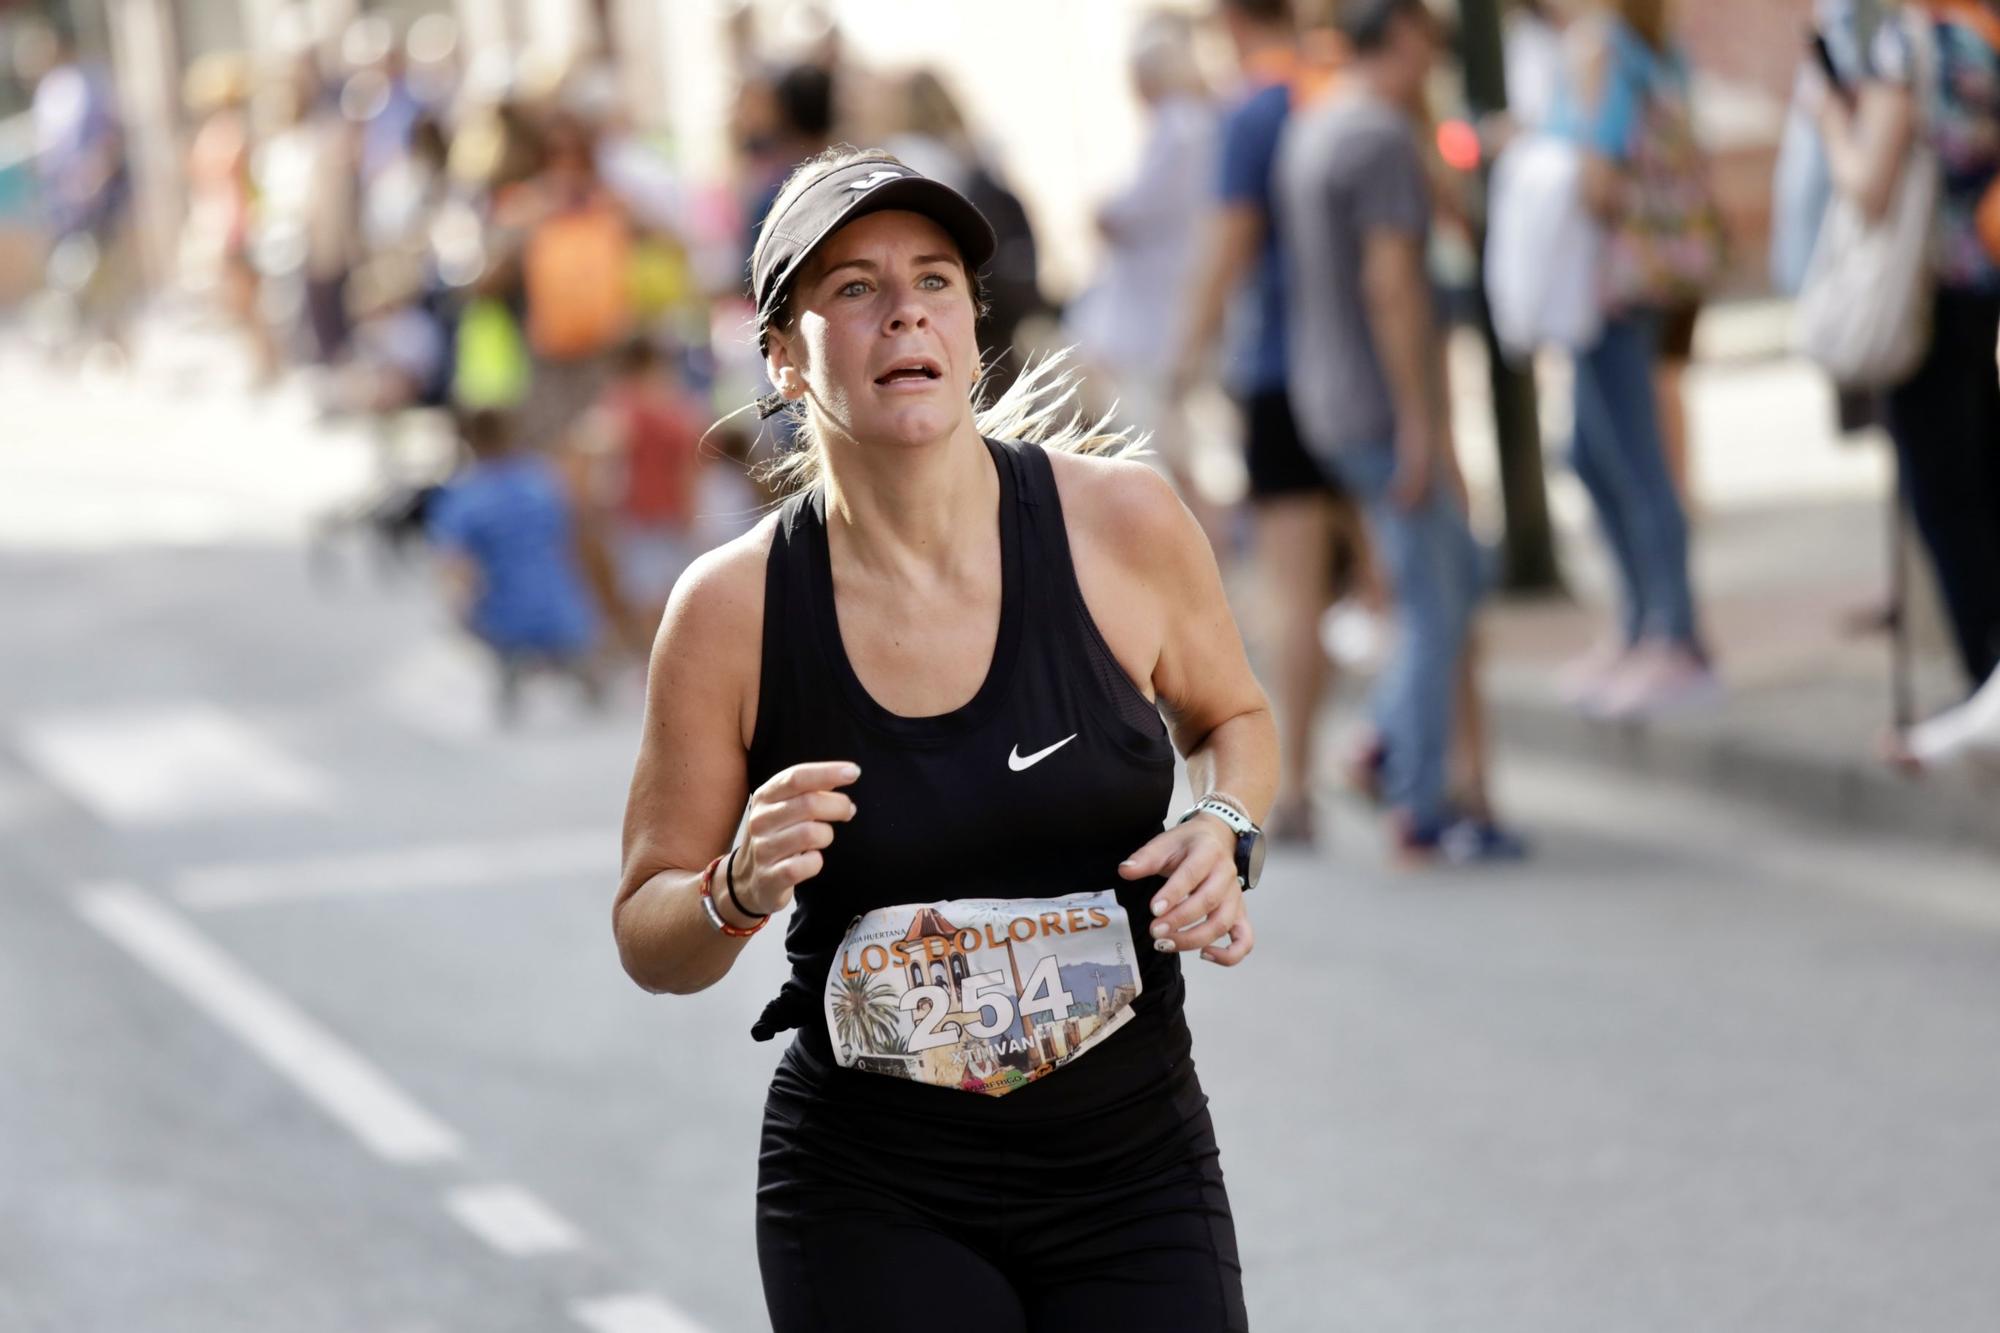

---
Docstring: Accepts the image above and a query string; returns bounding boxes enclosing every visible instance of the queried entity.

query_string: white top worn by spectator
[1066,95,1214,375]
[1504,4,1566,132]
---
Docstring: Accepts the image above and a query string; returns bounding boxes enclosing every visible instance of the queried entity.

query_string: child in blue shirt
[428,410,604,720]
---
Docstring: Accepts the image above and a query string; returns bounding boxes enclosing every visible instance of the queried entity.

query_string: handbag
[1792,15,1941,390]
[1485,133,1604,358]
[1599,60,1728,312]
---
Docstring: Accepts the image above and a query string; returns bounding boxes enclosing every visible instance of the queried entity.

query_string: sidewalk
[1454,303,2000,853]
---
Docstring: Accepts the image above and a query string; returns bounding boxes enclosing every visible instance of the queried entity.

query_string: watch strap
[1177,796,1257,837]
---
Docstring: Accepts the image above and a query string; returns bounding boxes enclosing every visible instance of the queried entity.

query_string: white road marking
[175,830,610,910]
[19,703,329,826]
[443,1184,585,1257]
[375,639,495,741]
[74,882,461,1163]
[570,1294,709,1333]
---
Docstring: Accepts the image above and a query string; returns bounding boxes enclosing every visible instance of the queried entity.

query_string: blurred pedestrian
[739,61,838,255]
[255,56,361,366]
[1506,0,1573,132]
[1816,0,2000,690]
[886,69,1050,394]
[363,113,452,267]
[1546,0,1721,717]
[506,112,634,453]
[1770,0,1872,299]
[23,19,134,353]
[1278,0,1525,864]
[1065,13,1217,519]
[1176,0,1362,843]
[182,54,274,381]
[428,409,604,723]
[592,336,709,643]
[342,16,424,187]
[616,148,1271,1331]
[322,255,447,417]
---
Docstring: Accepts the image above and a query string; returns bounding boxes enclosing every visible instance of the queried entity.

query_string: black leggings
[755,1063,1247,1331]
[1884,287,2000,688]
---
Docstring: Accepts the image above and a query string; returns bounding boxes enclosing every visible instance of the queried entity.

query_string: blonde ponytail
[754,346,1147,497]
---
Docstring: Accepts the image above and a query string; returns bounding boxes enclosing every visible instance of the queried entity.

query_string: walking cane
[1889,471,1916,732]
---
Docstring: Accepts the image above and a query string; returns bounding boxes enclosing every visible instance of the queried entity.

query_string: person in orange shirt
[598,337,708,642]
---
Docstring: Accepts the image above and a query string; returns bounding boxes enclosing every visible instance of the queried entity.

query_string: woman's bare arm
[1818,80,1917,223]
[1056,453,1277,814]
[1559,18,1626,222]
[1172,204,1267,393]
[1056,453,1279,966]
[613,526,770,994]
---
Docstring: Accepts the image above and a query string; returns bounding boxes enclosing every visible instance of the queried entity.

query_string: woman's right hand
[730,761,861,917]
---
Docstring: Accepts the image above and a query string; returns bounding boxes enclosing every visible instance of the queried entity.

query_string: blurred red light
[1437,119,1481,173]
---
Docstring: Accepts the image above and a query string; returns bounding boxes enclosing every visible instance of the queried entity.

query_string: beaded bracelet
[699,853,766,939]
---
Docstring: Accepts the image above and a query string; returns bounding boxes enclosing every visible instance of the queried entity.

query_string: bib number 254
[898,955,1076,1054]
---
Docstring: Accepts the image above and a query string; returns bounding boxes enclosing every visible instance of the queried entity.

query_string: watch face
[1242,829,1266,889]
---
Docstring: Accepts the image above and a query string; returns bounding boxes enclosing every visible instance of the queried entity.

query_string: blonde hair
[757,347,1144,497]
[1607,0,1667,49]
[746,146,1142,497]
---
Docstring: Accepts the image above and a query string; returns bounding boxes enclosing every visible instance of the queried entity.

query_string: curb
[1490,693,2000,856]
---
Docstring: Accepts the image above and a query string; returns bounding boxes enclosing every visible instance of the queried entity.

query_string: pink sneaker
[1555,641,1633,711]
[1593,642,1721,719]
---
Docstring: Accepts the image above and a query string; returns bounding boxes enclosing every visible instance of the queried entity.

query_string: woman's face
[770,208,979,451]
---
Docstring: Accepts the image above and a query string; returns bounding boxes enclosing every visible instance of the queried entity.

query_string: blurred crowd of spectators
[9,0,1998,806]
[14,7,1061,720]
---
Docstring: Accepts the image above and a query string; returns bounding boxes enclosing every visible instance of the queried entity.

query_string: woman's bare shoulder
[658,512,779,647]
[1041,449,1209,698]
[647,512,781,752]
[1043,448,1200,569]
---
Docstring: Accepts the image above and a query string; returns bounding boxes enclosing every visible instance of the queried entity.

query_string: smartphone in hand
[1810,31,1856,107]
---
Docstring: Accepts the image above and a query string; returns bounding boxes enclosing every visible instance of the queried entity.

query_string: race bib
[822,889,1144,1097]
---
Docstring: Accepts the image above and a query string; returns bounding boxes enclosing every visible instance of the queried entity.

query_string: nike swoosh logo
[1008,734,1077,772]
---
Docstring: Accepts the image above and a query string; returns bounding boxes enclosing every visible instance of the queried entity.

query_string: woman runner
[614,148,1276,1332]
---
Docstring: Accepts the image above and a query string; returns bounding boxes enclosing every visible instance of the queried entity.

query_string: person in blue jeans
[1172,0,1365,846]
[1277,0,1523,863]
[428,410,605,722]
[1548,0,1717,717]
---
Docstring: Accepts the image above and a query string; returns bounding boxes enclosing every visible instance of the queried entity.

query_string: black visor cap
[751,159,999,344]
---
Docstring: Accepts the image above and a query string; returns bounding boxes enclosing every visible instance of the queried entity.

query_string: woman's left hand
[1118,818,1255,967]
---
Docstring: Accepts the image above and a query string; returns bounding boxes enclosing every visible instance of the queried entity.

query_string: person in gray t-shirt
[1273,0,1523,864]
[1277,82,1431,461]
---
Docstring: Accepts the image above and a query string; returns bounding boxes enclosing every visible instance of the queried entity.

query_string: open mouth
[873,358,942,386]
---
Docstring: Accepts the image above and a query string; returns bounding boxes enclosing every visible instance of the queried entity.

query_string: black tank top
[747,438,1194,1123]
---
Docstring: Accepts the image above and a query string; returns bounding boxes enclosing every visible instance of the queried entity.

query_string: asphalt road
[5,357,1999,1333]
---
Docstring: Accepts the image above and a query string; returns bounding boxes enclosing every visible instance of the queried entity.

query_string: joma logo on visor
[846,170,904,192]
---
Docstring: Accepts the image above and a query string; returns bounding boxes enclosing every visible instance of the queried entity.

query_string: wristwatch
[1176,797,1266,891]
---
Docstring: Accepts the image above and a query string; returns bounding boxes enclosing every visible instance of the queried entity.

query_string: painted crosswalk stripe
[19,703,328,826]
[175,830,610,910]
[570,1294,708,1333]
[74,882,461,1163]
[443,1184,585,1257]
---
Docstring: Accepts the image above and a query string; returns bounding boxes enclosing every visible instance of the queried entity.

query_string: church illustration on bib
[828,896,1142,1097]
